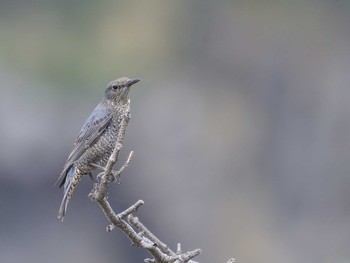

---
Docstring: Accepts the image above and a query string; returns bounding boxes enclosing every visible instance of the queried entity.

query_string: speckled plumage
[57,77,140,221]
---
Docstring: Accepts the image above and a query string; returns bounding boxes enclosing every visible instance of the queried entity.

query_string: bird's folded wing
[58,105,112,183]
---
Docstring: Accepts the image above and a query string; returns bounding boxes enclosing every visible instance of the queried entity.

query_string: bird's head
[105,77,140,103]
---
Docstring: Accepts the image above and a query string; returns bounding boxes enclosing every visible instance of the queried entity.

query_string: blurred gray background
[1,1,350,262]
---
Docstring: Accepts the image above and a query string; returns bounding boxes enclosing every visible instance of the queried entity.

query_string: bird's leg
[90,151,133,184]
[111,169,123,184]
[91,163,122,184]
[88,172,95,182]
[90,163,105,170]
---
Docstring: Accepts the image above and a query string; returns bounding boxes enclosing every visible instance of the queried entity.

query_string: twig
[106,200,144,232]
[128,214,175,255]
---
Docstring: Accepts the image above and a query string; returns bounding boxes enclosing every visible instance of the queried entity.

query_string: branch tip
[176,243,182,254]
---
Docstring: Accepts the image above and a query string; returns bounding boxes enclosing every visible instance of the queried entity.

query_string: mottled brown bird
[57,77,140,221]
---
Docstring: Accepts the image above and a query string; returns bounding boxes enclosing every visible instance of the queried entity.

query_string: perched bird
[57,77,140,221]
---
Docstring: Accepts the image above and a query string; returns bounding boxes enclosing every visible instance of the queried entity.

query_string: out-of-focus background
[1,1,350,262]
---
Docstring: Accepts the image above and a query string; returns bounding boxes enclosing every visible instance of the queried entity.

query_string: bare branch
[128,215,175,255]
[87,100,211,263]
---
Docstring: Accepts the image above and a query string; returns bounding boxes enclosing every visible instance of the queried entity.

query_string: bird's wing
[57,105,112,186]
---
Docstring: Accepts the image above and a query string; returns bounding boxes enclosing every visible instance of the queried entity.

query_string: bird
[57,77,140,221]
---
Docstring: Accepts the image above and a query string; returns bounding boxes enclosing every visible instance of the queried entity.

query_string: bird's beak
[127,78,140,87]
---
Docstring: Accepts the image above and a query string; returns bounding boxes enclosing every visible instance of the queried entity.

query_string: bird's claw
[107,170,122,184]
[96,172,104,181]
[94,165,122,184]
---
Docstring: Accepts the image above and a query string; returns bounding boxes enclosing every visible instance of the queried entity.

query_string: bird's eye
[112,84,118,90]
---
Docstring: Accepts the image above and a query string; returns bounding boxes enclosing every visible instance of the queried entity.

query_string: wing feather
[57,104,112,187]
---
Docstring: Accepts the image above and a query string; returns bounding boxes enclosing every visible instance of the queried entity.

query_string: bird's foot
[100,170,122,184]
[91,163,122,184]
[88,172,95,182]
[109,170,122,184]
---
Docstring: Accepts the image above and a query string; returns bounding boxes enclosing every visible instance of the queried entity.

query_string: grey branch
[88,100,202,263]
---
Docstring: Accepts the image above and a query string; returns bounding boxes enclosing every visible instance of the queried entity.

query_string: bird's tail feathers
[58,191,69,222]
[55,164,74,188]
[57,165,80,221]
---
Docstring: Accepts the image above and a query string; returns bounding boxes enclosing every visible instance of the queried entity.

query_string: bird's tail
[58,166,82,221]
